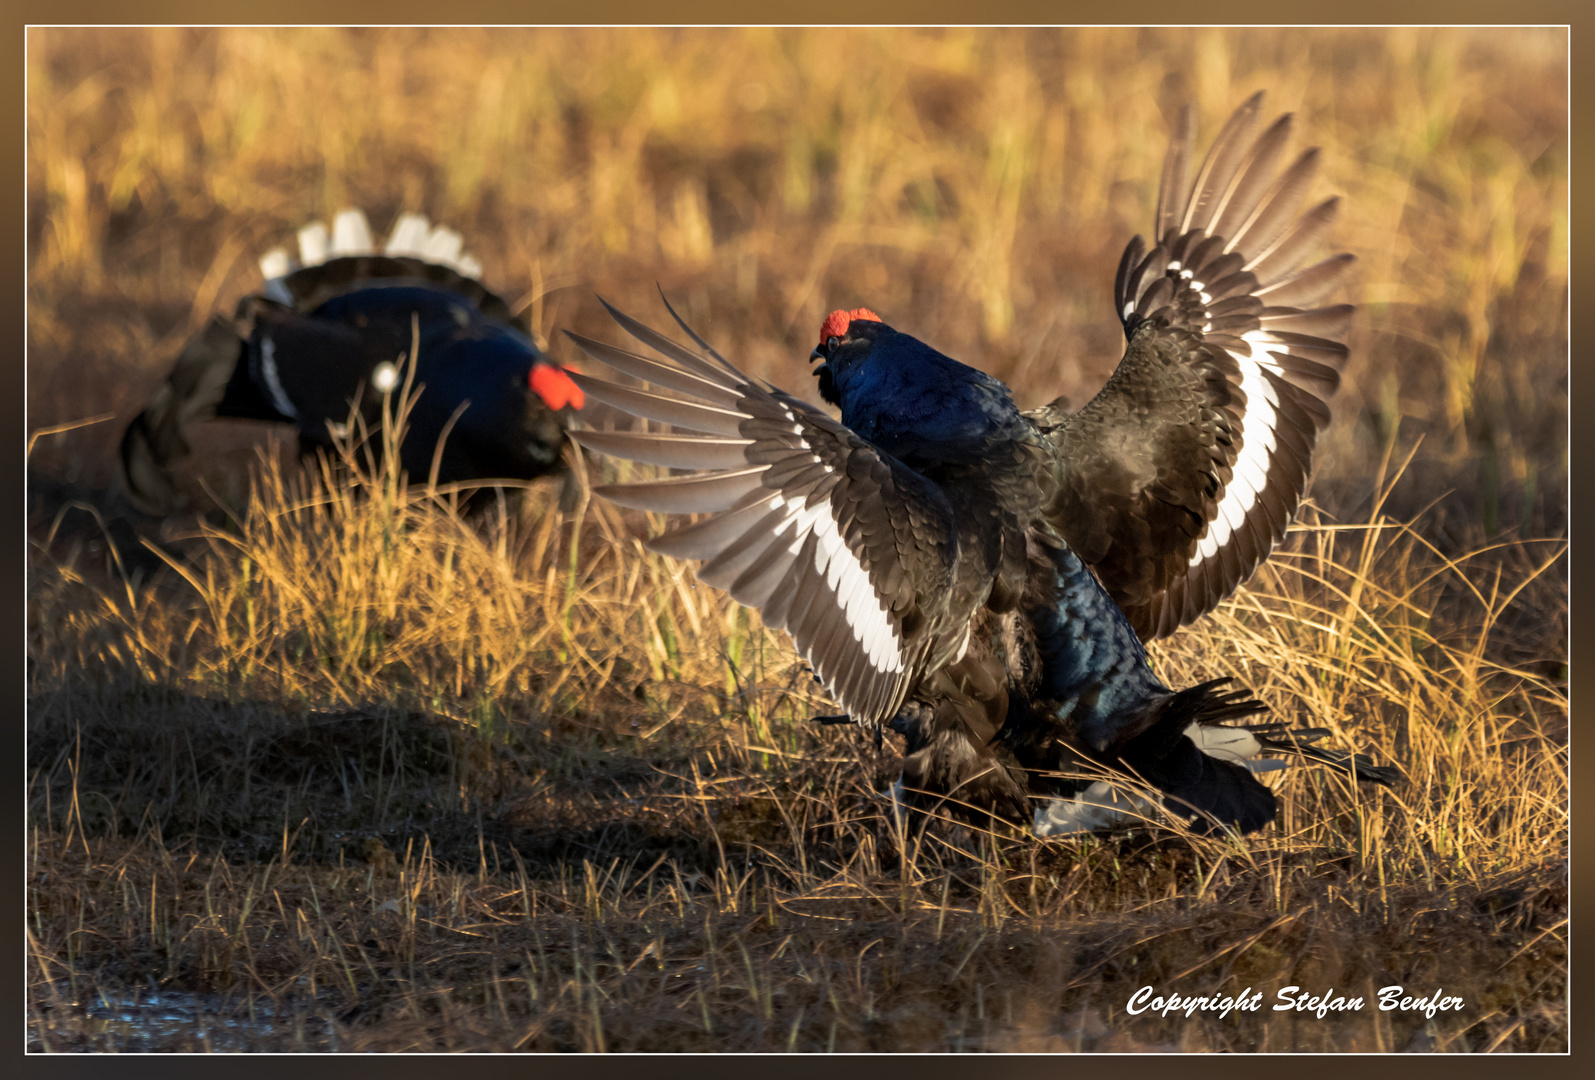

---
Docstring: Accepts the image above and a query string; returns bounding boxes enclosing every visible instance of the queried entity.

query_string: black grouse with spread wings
[568,292,1394,837]
[569,94,1395,837]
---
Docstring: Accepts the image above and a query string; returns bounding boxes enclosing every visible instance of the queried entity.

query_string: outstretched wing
[566,300,965,728]
[1037,92,1353,640]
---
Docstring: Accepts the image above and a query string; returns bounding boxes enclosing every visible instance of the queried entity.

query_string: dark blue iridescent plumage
[120,211,584,514]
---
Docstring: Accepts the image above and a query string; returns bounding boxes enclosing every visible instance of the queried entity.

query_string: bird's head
[806,305,1024,459]
[529,361,585,412]
[811,308,889,406]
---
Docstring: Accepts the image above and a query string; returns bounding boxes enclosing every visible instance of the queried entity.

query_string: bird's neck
[837,366,1026,458]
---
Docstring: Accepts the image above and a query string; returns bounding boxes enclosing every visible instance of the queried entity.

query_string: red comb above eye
[818,308,882,348]
[530,364,584,411]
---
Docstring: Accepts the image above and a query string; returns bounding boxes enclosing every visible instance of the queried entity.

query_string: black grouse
[120,209,584,514]
[567,94,1398,837]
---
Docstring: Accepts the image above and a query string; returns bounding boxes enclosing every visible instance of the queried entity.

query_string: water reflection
[30,986,341,1052]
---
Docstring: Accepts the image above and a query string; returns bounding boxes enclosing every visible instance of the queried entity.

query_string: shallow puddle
[30,986,341,1052]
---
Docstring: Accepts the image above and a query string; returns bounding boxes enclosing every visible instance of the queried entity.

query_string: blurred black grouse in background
[120,209,584,514]
[569,93,1397,838]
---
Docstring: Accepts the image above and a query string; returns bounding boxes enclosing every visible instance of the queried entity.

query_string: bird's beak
[809,348,824,363]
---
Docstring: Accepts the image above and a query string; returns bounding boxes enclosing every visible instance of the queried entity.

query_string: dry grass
[28,27,1566,535]
[27,27,1565,1052]
[27,426,1568,1051]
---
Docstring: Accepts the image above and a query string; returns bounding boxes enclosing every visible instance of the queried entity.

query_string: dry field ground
[27,27,1566,1052]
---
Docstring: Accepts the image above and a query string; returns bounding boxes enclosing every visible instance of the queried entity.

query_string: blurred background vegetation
[28,26,1566,542]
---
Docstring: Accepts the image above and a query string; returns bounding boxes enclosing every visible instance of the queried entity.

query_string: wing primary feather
[562,331,744,406]
[1208,113,1294,246]
[570,429,754,471]
[1246,197,1341,283]
[1259,305,1354,340]
[1255,253,1355,308]
[760,545,807,628]
[646,493,784,561]
[761,454,830,489]
[599,296,745,383]
[1157,106,1196,241]
[1194,251,1247,288]
[1262,332,1349,367]
[1183,235,1230,279]
[698,505,800,584]
[1226,148,1321,258]
[656,288,747,377]
[1180,91,1265,235]
[595,467,767,514]
[565,373,748,436]
[1207,295,1265,318]
[780,563,832,642]
[1203,270,1263,302]
[729,531,804,610]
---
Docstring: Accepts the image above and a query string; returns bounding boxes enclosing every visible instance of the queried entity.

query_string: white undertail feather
[331,209,374,256]
[255,209,487,304]
[1034,725,1289,836]
[1034,781,1160,836]
[383,213,432,257]
[422,225,464,266]
[296,221,328,265]
[1185,722,1287,771]
[258,248,291,283]
[258,262,295,305]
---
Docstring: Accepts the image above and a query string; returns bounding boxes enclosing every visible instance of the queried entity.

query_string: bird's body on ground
[571,93,1397,838]
[120,210,584,515]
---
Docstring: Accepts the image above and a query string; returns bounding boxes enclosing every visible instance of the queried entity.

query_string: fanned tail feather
[1121,679,1277,834]
[256,208,488,307]
[122,208,514,514]
[1257,733,1402,786]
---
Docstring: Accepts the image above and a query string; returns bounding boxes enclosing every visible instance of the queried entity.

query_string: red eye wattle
[817,307,882,349]
[530,363,584,410]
